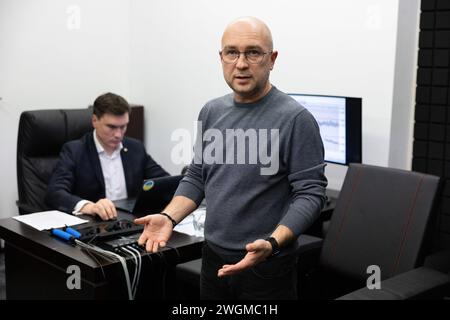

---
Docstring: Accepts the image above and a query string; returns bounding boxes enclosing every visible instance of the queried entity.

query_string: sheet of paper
[174,207,205,237]
[13,210,89,231]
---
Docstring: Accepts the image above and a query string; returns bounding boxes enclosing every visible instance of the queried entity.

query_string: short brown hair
[93,92,131,118]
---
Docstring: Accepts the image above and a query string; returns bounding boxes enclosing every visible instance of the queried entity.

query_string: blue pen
[64,226,81,239]
[51,229,74,242]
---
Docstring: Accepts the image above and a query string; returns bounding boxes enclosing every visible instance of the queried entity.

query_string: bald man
[136,17,327,299]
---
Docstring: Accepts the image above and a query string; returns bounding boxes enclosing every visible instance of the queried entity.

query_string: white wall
[129,0,416,189]
[389,0,421,170]
[0,0,131,219]
[0,0,420,219]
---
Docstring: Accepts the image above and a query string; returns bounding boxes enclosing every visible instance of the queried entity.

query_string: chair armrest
[424,250,450,273]
[295,235,324,299]
[305,199,335,237]
[176,258,202,287]
[294,234,323,256]
[294,234,323,273]
[16,201,41,215]
[337,267,450,300]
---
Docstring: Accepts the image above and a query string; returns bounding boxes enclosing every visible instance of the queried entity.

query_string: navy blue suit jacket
[45,132,169,213]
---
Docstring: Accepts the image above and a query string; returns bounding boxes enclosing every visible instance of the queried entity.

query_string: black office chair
[16,108,93,214]
[16,106,145,215]
[299,163,449,299]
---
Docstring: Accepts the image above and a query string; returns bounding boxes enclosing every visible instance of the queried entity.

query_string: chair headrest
[17,108,93,157]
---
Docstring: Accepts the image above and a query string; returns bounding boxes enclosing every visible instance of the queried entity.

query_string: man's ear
[92,114,98,128]
[270,51,278,70]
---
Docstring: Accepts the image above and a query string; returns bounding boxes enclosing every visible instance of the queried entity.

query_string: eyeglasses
[220,49,272,64]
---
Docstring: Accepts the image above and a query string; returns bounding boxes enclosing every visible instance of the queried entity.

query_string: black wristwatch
[265,237,280,257]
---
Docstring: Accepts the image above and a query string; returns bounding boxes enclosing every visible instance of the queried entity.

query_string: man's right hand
[80,198,117,220]
[135,214,174,253]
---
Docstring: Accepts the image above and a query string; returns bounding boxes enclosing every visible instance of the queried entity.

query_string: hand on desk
[217,239,272,277]
[80,198,117,220]
[135,214,173,253]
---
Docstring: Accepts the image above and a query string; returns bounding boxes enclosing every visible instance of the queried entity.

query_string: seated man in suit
[46,92,169,220]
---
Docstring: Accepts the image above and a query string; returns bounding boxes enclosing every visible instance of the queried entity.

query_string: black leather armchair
[299,163,449,299]
[16,108,92,214]
[16,106,144,215]
[177,164,450,300]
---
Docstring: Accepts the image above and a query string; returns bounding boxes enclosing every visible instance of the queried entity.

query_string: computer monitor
[288,93,362,165]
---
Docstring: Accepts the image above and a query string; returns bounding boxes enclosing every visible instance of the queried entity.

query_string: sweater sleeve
[279,109,328,236]
[173,107,207,206]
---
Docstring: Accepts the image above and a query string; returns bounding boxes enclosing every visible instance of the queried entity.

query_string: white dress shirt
[73,130,128,213]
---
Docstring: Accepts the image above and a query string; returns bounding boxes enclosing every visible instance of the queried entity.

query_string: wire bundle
[75,240,136,300]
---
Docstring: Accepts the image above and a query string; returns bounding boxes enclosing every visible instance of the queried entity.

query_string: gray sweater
[175,86,327,257]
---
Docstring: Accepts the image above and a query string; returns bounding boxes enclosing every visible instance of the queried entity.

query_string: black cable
[165,245,181,265]
[76,240,133,299]
[131,246,155,299]
[119,248,136,265]
[81,247,107,279]
[131,245,180,299]
[87,234,99,245]
[143,251,153,264]
[120,247,138,295]
[156,252,168,299]
[126,245,142,298]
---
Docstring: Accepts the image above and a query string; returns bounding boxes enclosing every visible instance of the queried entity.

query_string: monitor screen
[288,93,362,165]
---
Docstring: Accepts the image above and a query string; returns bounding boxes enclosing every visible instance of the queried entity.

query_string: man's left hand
[217,239,272,277]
